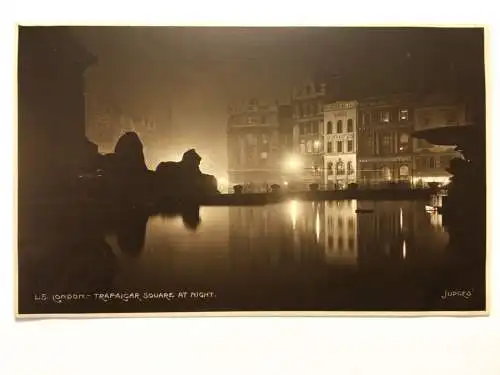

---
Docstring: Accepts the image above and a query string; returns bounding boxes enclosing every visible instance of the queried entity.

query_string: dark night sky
[72,27,485,173]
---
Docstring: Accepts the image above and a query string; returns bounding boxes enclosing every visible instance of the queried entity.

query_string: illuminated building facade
[323,101,358,189]
[226,99,282,190]
[412,93,467,186]
[291,80,327,188]
[357,94,416,185]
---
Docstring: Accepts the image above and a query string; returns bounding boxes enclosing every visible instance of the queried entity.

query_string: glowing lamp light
[314,140,321,147]
[284,155,303,172]
[284,181,289,186]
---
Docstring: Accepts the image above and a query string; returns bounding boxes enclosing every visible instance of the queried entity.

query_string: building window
[380,111,390,123]
[312,121,319,134]
[347,119,353,132]
[347,140,353,152]
[383,135,391,146]
[399,165,409,178]
[307,140,313,153]
[300,141,306,153]
[382,166,392,181]
[362,112,370,125]
[399,109,409,121]
[327,121,333,134]
[313,140,321,153]
[347,161,354,175]
[337,120,343,133]
[336,160,345,175]
[327,162,333,175]
[327,141,333,153]
[313,164,321,176]
[337,141,343,153]
[429,157,436,169]
[303,104,309,116]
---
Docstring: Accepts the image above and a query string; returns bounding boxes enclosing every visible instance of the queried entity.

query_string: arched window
[336,160,345,175]
[399,165,409,177]
[337,120,343,133]
[347,119,353,132]
[327,121,333,134]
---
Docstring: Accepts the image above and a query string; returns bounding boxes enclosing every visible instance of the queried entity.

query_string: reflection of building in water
[323,200,358,265]
[357,201,448,267]
[228,201,325,265]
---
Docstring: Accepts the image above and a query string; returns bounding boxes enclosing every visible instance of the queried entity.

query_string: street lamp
[284,154,303,172]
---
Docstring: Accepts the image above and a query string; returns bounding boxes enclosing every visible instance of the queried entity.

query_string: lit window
[399,109,409,121]
[380,111,390,122]
[336,160,345,175]
[313,140,321,153]
[307,140,313,153]
[399,165,409,177]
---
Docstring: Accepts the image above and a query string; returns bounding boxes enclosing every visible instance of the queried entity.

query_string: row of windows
[299,121,321,135]
[326,119,354,134]
[360,108,410,125]
[295,102,322,118]
[300,140,322,154]
[327,140,354,153]
[415,155,454,169]
[327,160,355,176]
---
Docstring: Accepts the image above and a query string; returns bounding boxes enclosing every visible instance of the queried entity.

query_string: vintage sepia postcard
[15,25,489,318]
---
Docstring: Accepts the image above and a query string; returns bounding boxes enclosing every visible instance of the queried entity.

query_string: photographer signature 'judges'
[441,289,473,300]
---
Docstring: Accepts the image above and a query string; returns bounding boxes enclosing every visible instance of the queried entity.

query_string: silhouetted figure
[155,148,219,201]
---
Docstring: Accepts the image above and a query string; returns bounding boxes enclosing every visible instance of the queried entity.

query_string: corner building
[323,101,358,189]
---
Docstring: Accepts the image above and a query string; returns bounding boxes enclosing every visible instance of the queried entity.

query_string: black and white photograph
[16,25,487,316]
